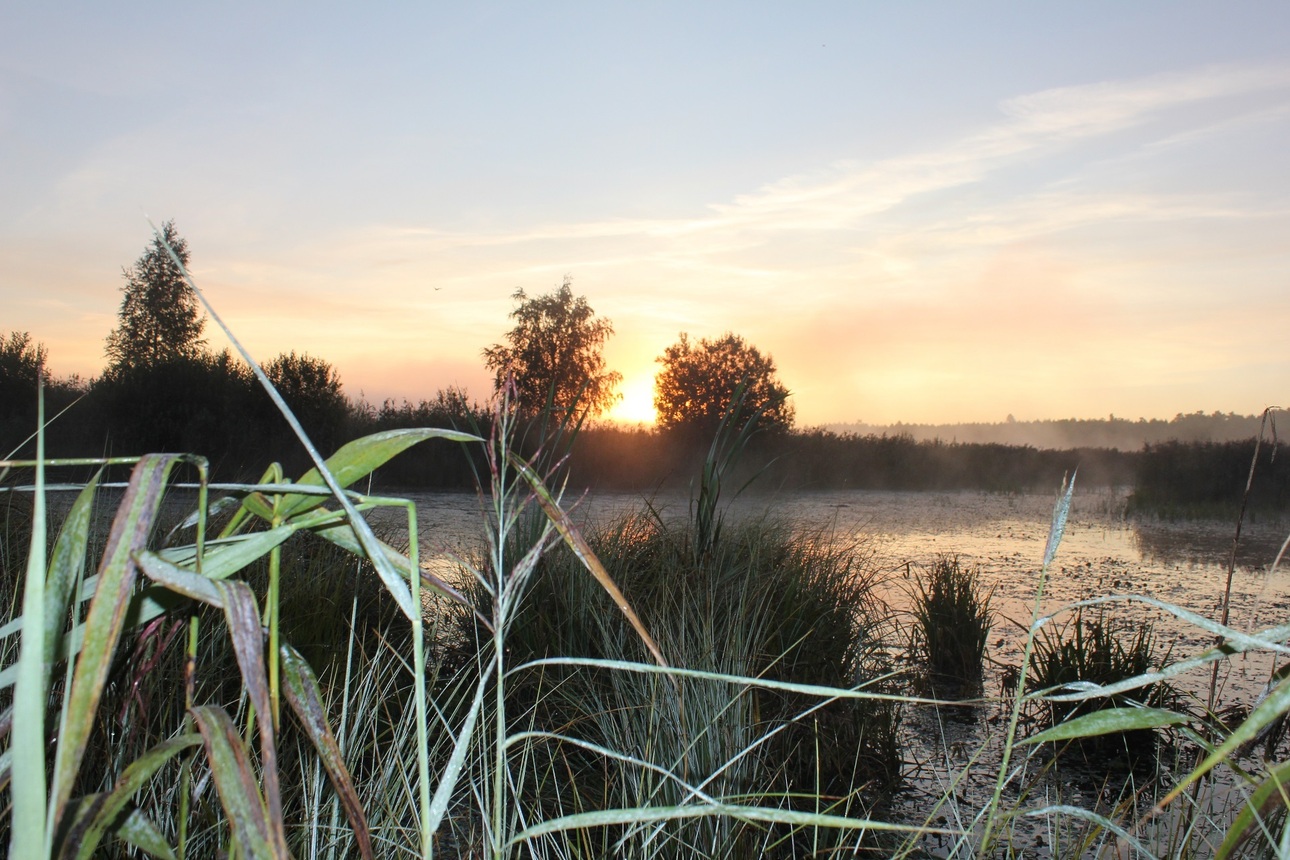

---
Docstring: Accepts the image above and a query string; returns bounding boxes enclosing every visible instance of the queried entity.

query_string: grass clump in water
[1027,605,1177,762]
[911,554,992,698]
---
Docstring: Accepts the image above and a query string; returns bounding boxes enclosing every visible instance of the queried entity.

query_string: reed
[911,554,993,697]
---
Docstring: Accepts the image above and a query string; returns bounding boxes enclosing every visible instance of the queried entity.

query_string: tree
[482,277,621,423]
[262,351,350,454]
[653,332,794,436]
[1,333,89,453]
[0,331,47,402]
[1,332,49,446]
[104,221,206,375]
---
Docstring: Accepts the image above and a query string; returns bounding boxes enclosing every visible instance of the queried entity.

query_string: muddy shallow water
[405,485,1290,699]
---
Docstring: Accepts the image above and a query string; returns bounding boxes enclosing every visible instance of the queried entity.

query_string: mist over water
[406,486,1290,699]
[823,412,1270,451]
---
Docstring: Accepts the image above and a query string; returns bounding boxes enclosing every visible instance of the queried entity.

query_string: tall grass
[450,509,900,858]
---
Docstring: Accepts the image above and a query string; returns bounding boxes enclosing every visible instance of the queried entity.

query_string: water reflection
[1130,518,1288,569]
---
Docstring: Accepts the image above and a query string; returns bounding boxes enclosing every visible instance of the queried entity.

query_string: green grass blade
[1019,706,1190,746]
[279,643,373,860]
[110,808,179,860]
[277,428,481,520]
[1163,672,1290,809]
[510,656,917,703]
[0,705,11,791]
[131,552,287,855]
[43,470,101,667]
[425,673,488,849]
[507,451,669,669]
[310,519,471,608]
[61,733,201,860]
[50,454,187,828]
[134,551,224,606]
[510,803,950,846]
[10,385,49,858]
[156,525,300,581]
[190,705,277,860]
[215,580,287,856]
[1025,805,1160,860]
[1216,759,1290,860]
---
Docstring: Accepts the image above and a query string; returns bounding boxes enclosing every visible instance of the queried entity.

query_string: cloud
[347,63,1290,272]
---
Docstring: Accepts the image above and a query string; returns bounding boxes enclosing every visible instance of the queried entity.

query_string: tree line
[3,223,795,479]
[827,412,1274,451]
[3,223,1284,513]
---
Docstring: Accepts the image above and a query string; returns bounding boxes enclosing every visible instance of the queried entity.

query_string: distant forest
[821,411,1270,451]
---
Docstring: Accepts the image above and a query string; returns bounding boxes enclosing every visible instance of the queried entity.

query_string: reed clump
[911,554,993,697]
[449,510,899,858]
[1027,605,1178,761]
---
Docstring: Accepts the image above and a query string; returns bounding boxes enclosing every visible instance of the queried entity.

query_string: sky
[3,2,1289,426]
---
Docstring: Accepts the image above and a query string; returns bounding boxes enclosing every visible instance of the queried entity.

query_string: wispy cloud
[354,62,1290,267]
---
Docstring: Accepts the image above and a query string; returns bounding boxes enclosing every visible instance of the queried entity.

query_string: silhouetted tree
[0,332,89,455]
[262,351,350,454]
[0,331,46,405]
[1,331,49,450]
[653,332,793,437]
[104,221,206,376]
[482,278,621,423]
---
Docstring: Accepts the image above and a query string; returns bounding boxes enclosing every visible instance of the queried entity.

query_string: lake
[402,486,1290,682]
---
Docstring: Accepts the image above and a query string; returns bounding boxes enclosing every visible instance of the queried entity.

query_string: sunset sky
[3,3,1288,426]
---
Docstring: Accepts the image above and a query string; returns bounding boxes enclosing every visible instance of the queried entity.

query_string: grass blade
[156,525,299,581]
[60,734,201,860]
[1025,805,1160,860]
[279,643,373,860]
[425,672,488,847]
[131,553,287,856]
[217,580,287,856]
[43,470,101,668]
[1019,706,1190,746]
[510,803,948,846]
[10,381,49,857]
[110,808,179,860]
[190,705,277,860]
[507,451,669,669]
[311,519,471,608]
[50,454,189,828]
[277,428,481,520]
[1162,672,1290,809]
[1216,759,1290,859]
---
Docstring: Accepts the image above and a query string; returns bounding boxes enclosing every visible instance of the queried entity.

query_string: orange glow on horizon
[605,373,657,425]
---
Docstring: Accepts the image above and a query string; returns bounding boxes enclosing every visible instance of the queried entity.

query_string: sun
[606,373,657,425]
